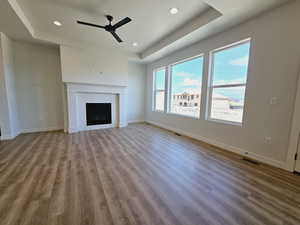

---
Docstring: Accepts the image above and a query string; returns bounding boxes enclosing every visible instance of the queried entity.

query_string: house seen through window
[170,56,203,118]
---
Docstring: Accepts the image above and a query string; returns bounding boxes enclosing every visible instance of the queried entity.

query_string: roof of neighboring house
[173,90,230,101]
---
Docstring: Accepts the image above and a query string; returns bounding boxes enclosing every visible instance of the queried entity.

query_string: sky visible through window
[154,40,250,123]
[171,42,250,101]
[155,69,165,90]
[210,41,251,123]
[172,57,203,94]
[212,42,250,103]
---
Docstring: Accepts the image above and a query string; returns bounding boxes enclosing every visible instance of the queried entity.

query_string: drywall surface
[127,62,146,123]
[60,45,128,87]
[13,41,63,132]
[145,1,300,169]
[0,33,20,139]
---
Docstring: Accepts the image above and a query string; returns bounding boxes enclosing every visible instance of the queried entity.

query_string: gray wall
[60,45,128,86]
[145,1,300,169]
[128,62,147,123]
[12,41,146,133]
[13,41,64,132]
[0,33,20,139]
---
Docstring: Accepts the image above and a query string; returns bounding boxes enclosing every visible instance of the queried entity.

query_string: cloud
[214,78,246,85]
[175,72,197,77]
[183,78,201,86]
[174,87,201,95]
[230,56,249,66]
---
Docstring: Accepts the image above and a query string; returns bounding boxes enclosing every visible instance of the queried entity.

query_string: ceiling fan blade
[112,17,132,29]
[111,31,123,43]
[77,21,105,29]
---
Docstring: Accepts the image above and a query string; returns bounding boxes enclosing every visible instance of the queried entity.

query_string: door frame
[286,69,300,172]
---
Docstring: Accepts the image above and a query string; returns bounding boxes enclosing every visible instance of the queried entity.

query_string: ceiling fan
[77,15,132,43]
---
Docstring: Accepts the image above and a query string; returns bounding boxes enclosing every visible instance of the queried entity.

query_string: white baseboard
[1,134,15,140]
[21,126,63,134]
[146,120,287,171]
[128,120,145,124]
[0,130,20,140]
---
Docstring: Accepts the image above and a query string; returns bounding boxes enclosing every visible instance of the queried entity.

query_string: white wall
[13,41,64,132]
[0,33,20,139]
[60,45,146,126]
[127,62,146,123]
[60,45,128,86]
[146,1,300,170]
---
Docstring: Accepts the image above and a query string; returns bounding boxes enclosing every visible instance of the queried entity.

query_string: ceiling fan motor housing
[106,15,113,22]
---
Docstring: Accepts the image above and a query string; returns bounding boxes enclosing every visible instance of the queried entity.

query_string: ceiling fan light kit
[77,15,132,43]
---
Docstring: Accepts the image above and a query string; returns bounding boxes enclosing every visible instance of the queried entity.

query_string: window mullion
[212,84,246,89]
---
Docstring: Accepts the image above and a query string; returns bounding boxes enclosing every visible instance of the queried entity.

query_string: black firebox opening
[86,103,112,126]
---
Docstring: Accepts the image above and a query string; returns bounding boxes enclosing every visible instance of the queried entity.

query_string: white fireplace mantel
[65,82,128,133]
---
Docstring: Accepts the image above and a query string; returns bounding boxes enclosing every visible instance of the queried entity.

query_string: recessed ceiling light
[169,7,179,15]
[53,21,62,26]
[133,42,138,47]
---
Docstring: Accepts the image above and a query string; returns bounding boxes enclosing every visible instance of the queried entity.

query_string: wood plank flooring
[1,123,300,225]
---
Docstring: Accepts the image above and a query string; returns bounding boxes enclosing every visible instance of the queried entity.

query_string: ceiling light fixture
[53,21,62,26]
[133,42,138,47]
[169,7,179,15]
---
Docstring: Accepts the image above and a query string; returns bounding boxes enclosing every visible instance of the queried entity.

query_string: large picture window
[153,68,166,111]
[169,56,204,118]
[208,39,251,124]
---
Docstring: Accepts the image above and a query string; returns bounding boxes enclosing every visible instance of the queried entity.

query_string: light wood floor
[1,123,300,225]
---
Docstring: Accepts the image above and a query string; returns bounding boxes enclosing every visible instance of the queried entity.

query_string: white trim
[1,134,17,140]
[166,111,200,120]
[153,67,167,112]
[207,118,243,127]
[211,38,252,54]
[212,84,246,89]
[65,82,128,133]
[170,53,204,67]
[286,70,300,172]
[128,120,145,124]
[0,127,63,140]
[153,110,164,114]
[21,126,63,134]
[146,120,287,170]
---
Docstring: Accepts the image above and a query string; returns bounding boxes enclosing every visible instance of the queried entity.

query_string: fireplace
[65,83,127,133]
[86,103,112,126]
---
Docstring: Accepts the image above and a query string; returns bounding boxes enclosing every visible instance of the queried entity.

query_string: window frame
[206,38,251,126]
[167,54,205,119]
[153,67,167,112]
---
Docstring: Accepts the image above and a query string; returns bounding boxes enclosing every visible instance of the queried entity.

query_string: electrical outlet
[264,137,272,144]
[270,97,278,105]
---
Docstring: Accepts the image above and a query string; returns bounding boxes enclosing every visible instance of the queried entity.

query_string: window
[208,39,251,124]
[153,68,166,111]
[169,56,204,118]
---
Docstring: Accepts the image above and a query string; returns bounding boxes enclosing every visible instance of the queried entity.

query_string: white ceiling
[0,0,291,62]
[16,0,211,52]
[0,0,32,41]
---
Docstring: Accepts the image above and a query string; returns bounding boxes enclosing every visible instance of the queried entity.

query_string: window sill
[167,112,200,120]
[207,118,243,127]
[153,110,165,113]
